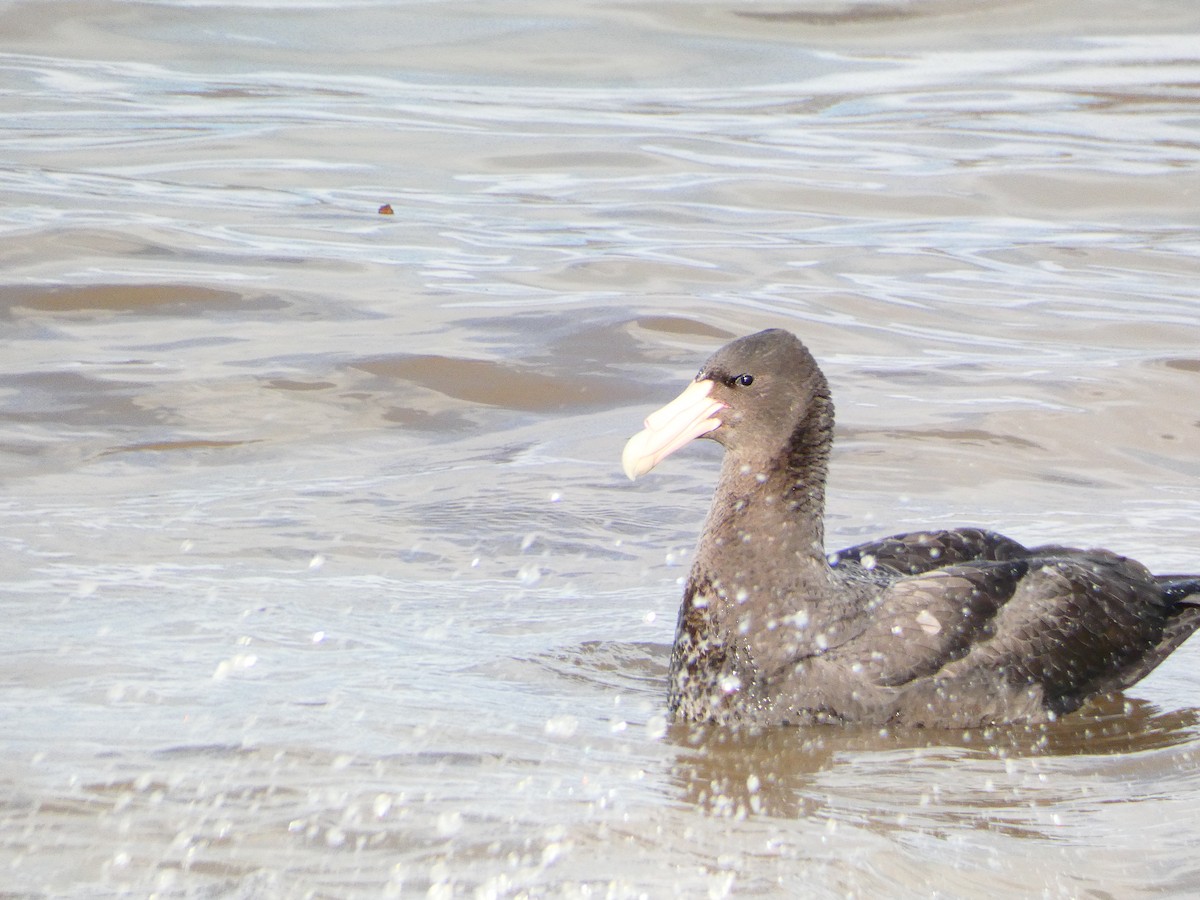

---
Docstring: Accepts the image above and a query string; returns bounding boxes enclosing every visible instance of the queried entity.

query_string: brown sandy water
[2,1,1200,896]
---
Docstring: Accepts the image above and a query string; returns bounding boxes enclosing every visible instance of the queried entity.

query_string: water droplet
[436,811,463,837]
[544,715,578,738]
[644,714,667,741]
[517,564,542,586]
[211,654,256,681]
[373,794,393,818]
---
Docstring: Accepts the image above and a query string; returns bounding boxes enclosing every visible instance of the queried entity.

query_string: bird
[622,328,1200,728]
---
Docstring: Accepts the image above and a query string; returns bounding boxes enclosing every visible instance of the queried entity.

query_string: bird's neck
[695,453,833,603]
[670,457,842,721]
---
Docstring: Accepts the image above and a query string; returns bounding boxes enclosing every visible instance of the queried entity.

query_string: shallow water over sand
[3,0,1200,895]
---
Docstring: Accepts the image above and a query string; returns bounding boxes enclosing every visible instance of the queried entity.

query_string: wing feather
[830,528,1027,576]
[834,560,1029,686]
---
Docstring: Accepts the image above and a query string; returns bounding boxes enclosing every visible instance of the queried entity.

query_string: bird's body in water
[622,329,1200,729]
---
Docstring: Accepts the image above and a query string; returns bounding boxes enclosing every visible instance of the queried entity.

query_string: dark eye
[736,373,754,387]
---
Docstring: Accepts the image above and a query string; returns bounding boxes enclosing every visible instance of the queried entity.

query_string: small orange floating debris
[378,203,394,215]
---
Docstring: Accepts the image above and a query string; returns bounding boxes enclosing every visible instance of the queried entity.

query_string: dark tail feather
[1107,577,1200,691]
[1156,576,1200,606]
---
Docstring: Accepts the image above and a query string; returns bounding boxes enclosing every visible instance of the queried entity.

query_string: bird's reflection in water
[665,695,1200,821]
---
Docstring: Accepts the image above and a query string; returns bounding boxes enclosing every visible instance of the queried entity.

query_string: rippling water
[4,0,1200,896]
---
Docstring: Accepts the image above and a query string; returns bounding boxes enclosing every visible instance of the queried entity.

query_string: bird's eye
[736,373,754,387]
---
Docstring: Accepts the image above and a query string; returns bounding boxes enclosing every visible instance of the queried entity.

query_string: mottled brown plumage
[623,329,1200,728]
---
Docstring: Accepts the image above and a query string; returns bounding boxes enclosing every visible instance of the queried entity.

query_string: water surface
[3,0,1200,895]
